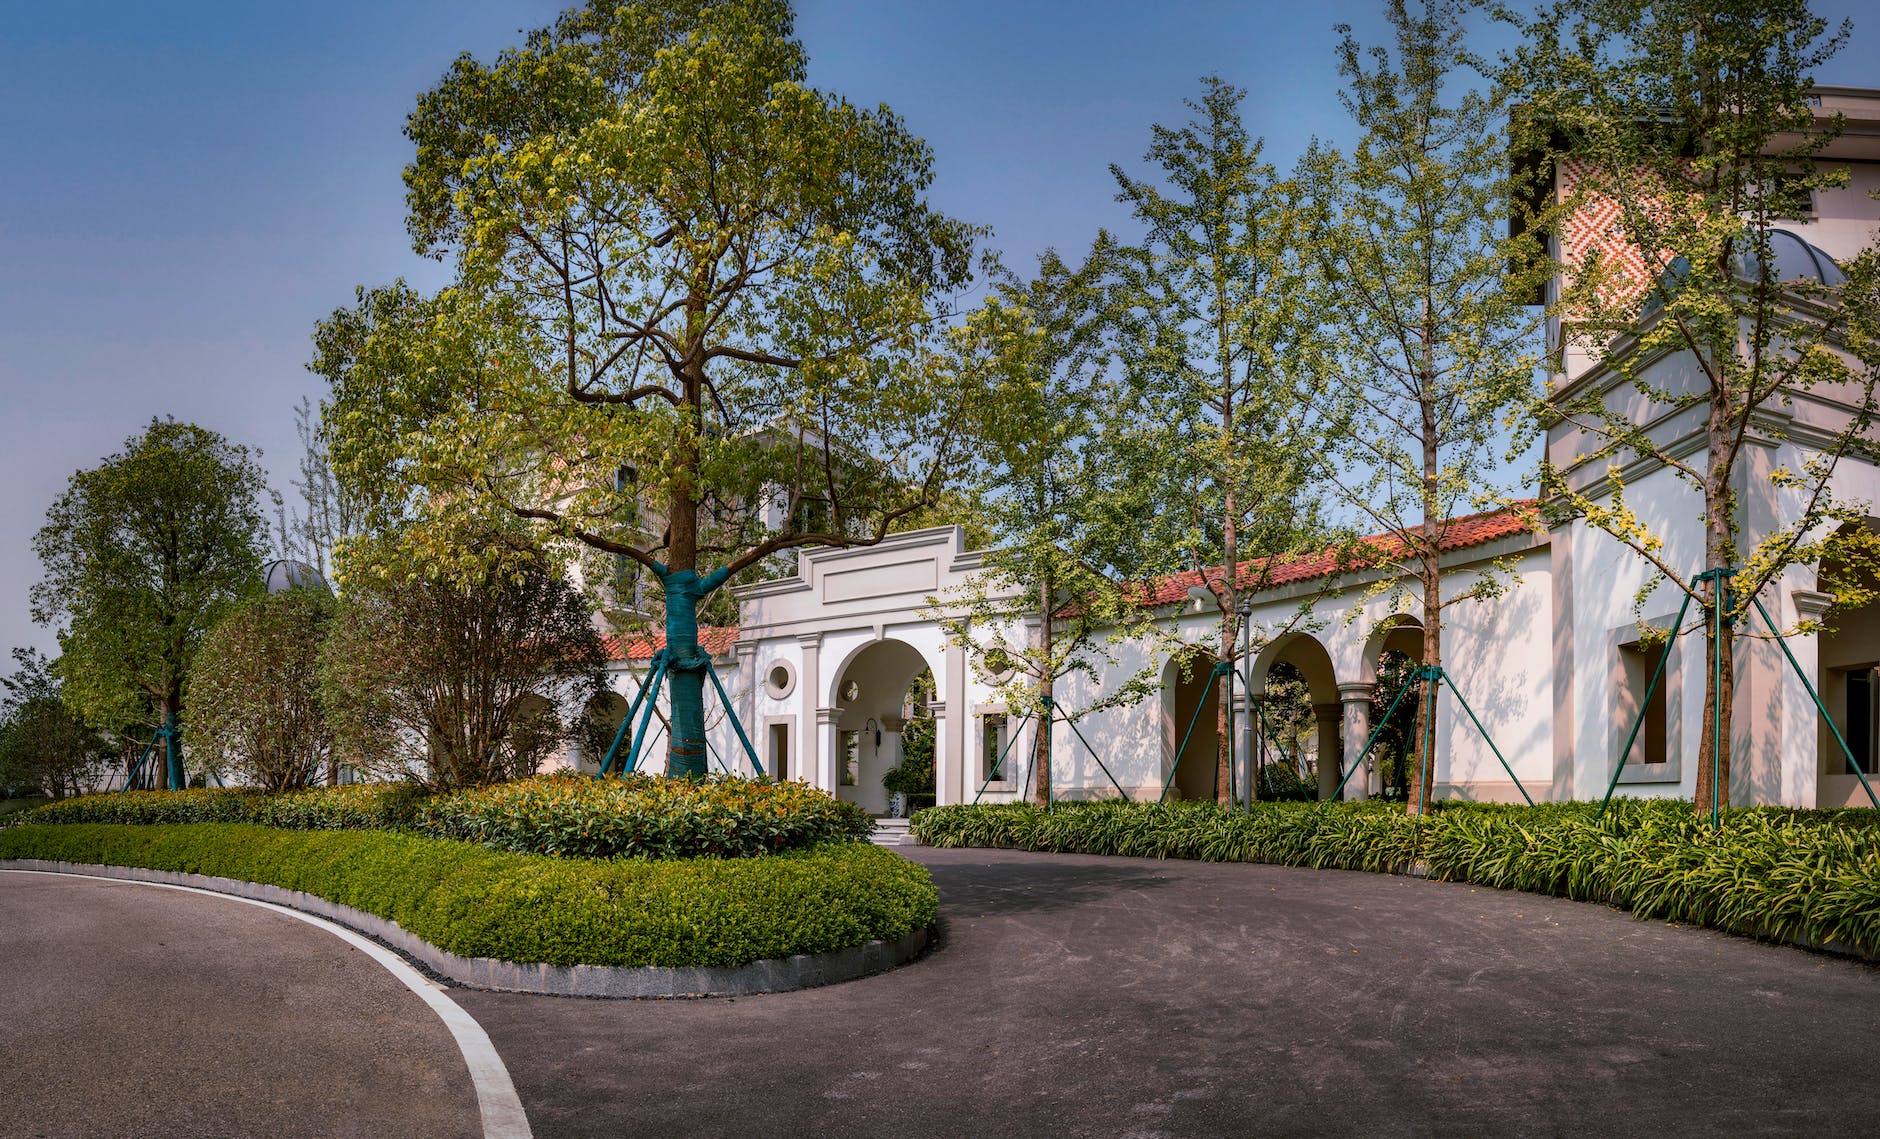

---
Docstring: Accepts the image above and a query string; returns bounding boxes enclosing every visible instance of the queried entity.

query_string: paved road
[463,848,1880,1138]
[0,872,482,1139]
[8,851,1880,1138]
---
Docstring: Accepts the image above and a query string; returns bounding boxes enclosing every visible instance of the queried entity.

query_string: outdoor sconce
[865,717,881,748]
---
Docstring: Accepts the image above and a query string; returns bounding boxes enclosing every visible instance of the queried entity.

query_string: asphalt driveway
[7,849,1880,1138]
[462,847,1880,1138]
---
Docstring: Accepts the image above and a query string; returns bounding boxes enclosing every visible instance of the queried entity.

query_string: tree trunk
[1033,572,1053,804]
[665,297,710,780]
[1409,306,1441,818]
[1216,432,1239,805]
[1694,374,1738,818]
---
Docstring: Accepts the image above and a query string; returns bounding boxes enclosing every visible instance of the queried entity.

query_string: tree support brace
[1325,665,1533,808]
[596,646,767,779]
[1057,701,1133,802]
[120,715,183,793]
[972,708,1035,805]
[1159,661,1236,804]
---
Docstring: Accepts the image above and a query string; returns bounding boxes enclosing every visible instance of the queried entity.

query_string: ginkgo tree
[1503,0,1880,815]
[316,0,990,778]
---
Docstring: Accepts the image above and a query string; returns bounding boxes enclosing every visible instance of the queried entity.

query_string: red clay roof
[603,625,742,662]
[1134,502,1541,608]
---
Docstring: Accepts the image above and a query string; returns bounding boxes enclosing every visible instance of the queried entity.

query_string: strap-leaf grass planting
[16,774,873,860]
[911,799,1880,958]
[0,823,936,968]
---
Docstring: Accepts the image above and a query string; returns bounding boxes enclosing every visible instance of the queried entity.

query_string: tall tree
[927,249,1179,802]
[274,396,361,584]
[1109,77,1327,803]
[30,419,271,788]
[0,648,111,798]
[316,0,986,778]
[1298,0,1554,813]
[1503,0,1880,815]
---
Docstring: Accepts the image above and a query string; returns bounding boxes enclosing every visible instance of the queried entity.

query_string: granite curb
[1,859,932,998]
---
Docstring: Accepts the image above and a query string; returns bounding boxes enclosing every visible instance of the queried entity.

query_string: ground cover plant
[0,822,933,968]
[15,773,873,860]
[911,799,1880,958]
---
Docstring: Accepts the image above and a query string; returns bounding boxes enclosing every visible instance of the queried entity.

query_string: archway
[578,690,630,774]
[1247,632,1341,799]
[1816,523,1880,807]
[830,639,936,813]
[1162,646,1222,800]
[1362,617,1425,801]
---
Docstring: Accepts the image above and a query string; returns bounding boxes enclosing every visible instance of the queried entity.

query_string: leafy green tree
[1108,77,1329,803]
[318,530,607,787]
[187,587,338,791]
[316,0,986,778]
[30,419,271,788]
[1502,0,1880,814]
[927,250,1179,802]
[1298,1,1555,813]
[0,649,111,798]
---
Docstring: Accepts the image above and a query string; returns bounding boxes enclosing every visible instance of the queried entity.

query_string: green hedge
[911,799,1880,957]
[19,774,872,860]
[0,823,935,968]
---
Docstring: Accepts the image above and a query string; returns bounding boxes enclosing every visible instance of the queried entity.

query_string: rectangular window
[841,729,860,786]
[768,723,789,782]
[981,713,1009,784]
[1619,638,1670,767]
[1846,667,1876,775]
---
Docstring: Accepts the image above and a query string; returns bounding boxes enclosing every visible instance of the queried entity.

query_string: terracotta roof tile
[602,625,741,662]
[1134,502,1541,609]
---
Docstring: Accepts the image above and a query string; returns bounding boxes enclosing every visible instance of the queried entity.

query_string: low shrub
[0,823,935,968]
[910,798,1880,957]
[412,774,873,859]
[16,774,871,860]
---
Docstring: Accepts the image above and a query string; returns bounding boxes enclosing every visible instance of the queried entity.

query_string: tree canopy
[30,418,271,784]
[316,0,992,775]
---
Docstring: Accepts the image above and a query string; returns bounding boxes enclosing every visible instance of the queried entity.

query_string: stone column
[1338,682,1376,801]
[796,633,822,789]
[929,701,951,805]
[1790,589,1833,808]
[734,640,760,776]
[1314,702,1345,801]
[816,706,842,793]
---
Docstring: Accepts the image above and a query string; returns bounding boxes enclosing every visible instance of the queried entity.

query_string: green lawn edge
[911,800,1880,958]
[0,822,937,969]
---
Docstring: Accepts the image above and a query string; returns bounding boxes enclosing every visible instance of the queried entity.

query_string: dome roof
[1741,228,1848,288]
[1643,229,1846,315]
[262,559,329,594]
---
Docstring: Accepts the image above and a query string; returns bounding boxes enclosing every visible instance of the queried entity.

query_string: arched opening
[579,690,630,774]
[1363,617,1425,802]
[831,639,936,814]
[1247,632,1341,799]
[1817,522,1880,807]
[1162,646,1222,800]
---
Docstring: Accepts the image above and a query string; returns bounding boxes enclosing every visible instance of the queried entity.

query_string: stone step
[869,818,915,846]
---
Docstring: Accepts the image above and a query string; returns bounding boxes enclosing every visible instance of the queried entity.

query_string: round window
[842,679,860,702]
[763,660,796,700]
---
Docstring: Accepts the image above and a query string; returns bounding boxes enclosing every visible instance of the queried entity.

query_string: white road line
[1,869,531,1139]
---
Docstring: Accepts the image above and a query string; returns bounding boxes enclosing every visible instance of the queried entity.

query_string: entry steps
[870,817,916,846]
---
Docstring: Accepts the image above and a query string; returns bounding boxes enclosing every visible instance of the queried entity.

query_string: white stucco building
[557,87,1880,814]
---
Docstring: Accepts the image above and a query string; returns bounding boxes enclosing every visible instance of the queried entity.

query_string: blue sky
[3,0,1877,661]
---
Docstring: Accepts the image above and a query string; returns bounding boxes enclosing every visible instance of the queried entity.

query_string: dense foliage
[18,774,871,860]
[29,418,272,783]
[318,540,607,786]
[187,587,337,791]
[0,822,935,968]
[912,799,1880,957]
[0,648,111,798]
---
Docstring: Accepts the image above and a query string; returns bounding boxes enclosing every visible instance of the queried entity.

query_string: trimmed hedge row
[19,774,873,860]
[0,823,936,968]
[910,798,1880,958]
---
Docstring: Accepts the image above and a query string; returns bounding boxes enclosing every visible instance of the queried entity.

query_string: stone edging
[2,859,932,998]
